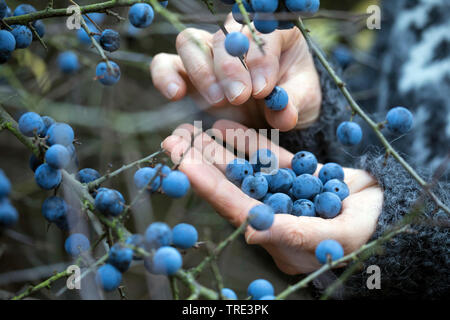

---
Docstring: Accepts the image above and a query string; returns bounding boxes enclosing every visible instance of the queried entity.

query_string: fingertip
[165,81,187,101]
[162,135,183,152]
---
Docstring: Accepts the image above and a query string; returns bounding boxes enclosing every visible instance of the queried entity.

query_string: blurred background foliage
[0,0,379,299]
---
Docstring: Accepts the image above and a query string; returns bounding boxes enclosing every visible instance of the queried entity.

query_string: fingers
[333,185,383,252]
[212,119,294,168]
[277,66,321,129]
[212,30,252,105]
[162,129,260,226]
[150,53,188,101]
[173,123,237,172]
[176,28,225,105]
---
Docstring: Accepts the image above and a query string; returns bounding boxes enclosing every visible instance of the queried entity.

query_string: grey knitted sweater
[280,0,450,299]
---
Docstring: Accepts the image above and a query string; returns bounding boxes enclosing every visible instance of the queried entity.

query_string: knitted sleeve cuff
[341,154,450,299]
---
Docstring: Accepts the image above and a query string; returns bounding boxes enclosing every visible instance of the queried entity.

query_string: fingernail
[252,72,267,95]
[225,81,246,102]
[207,83,224,104]
[167,83,180,99]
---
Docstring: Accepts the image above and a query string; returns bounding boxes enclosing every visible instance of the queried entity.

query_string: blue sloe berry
[18,112,44,137]
[34,20,45,38]
[225,32,250,57]
[268,168,293,193]
[94,188,125,216]
[58,51,79,74]
[42,196,68,225]
[265,86,289,111]
[242,175,268,199]
[145,222,172,249]
[247,279,274,300]
[291,150,317,175]
[0,30,15,64]
[248,204,274,231]
[251,0,278,13]
[323,179,349,201]
[152,246,183,275]
[77,168,101,184]
[0,199,18,227]
[65,233,90,256]
[47,123,75,146]
[172,223,198,249]
[134,167,161,192]
[100,29,120,52]
[318,163,344,184]
[314,192,342,219]
[96,264,122,291]
[77,21,99,44]
[96,61,121,86]
[292,199,316,217]
[0,169,11,198]
[253,13,279,33]
[315,239,344,264]
[386,106,413,134]
[266,193,293,214]
[161,170,190,198]
[107,243,133,272]
[128,3,154,28]
[221,288,238,300]
[337,121,362,146]
[45,144,70,169]
[226,158,254,186]
[10,25,32,49]
[291,174,323,200]
[13,4,36,17]
[34,164,62,190]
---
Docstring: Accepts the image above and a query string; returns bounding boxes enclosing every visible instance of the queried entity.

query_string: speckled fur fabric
[280,0,450,299]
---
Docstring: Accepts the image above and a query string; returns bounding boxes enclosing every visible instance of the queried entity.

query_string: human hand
[162,119,383,274]
[151,14,322,132]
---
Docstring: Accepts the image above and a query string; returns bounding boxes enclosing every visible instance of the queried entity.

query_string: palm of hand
[163,120,383,275]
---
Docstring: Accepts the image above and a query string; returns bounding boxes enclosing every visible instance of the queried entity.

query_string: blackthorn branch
[294,18,450,216]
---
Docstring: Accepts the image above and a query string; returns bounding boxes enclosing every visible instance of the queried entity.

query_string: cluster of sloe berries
[0,3,46,64]
[222,0,319,36]
[223,0,320,57]
[336,106,414,147]
[95,221,197,291]
[15,109,196,292]
[221,278,276,300]
[0,169,18,227]
[222,0,319,112]
[226,148,347,264]
[1,2,170,87]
